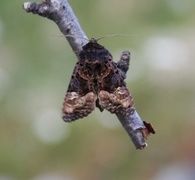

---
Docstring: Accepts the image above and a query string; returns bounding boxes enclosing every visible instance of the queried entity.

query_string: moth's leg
[117,51,130,80]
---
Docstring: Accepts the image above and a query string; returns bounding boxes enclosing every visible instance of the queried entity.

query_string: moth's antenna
[65,35,89,41]
[51,34,89,41]
[96,34,134,42]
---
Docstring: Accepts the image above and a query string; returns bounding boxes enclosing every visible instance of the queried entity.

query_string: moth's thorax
[79,41,112,71]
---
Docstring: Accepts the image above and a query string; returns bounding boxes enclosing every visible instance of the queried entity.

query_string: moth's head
[82,38,104,52]
[89,38,97,44]
[81,34,130,53]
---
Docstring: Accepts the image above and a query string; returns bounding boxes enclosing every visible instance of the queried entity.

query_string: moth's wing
[62,63,97,122]
[98,61,134,115]
[99,86,134,115]
[62,91,96,122]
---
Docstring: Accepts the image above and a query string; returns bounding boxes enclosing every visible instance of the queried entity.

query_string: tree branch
[22,0,155,149]
[23,0,88,57]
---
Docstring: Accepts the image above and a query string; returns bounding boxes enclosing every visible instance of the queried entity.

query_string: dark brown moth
[62,38,136,122]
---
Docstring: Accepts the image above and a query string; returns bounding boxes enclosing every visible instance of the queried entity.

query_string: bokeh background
[1,0,195,179]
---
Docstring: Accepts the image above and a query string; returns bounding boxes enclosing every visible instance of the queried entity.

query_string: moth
[62,38,136,122]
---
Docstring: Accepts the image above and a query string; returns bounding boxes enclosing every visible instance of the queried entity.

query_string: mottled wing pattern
[62,63,97,122]
[98,51,135,116]
[99,86,134,115]
[62,40,133,121]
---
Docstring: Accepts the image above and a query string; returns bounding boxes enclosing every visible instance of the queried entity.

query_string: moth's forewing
[62,63,97,122]
[98,56,135,115]
[99,86,134,115]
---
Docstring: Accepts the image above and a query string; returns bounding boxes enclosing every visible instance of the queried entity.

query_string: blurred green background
[1,0,195,180]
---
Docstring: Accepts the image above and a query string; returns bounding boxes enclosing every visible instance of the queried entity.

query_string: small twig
[22,0,155,149]
[23,0,88,57]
